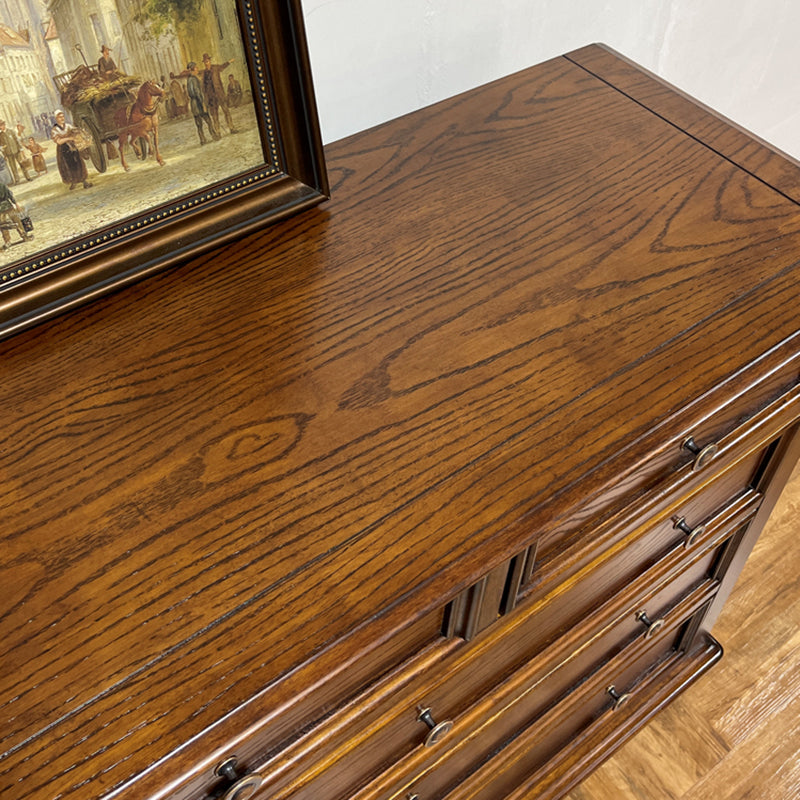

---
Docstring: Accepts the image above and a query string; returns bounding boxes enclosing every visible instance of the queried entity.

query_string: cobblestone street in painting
[0,103,265,271]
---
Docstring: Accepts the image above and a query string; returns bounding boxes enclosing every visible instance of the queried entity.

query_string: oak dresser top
[3,44,800,800]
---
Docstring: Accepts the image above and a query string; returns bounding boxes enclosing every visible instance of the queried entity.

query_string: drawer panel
[202,399,793,800]
[524,439,769,639]
[546,361,800,540]
[513,451,763,655]
[313,572,716,800]
[505,638,724,800]
[247,498,746,800]
[533,379,800,576]
[196,606,454,800]
[672,365,799,478]
[435,607,712,800]
[395,585,716,800]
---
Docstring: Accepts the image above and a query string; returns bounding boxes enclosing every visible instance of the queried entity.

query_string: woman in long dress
[50,111,92,190]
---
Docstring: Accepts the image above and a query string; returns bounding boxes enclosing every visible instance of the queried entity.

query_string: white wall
[302,0,800,160]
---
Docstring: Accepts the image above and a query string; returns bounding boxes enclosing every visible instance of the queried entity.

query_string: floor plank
[680,693,800,800]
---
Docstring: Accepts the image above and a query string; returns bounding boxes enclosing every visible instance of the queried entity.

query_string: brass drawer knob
[417,706,454,747]
[635,609,665,639]
[606,685,631,710]
[682,436,719,471]
[215,757,264,800]
[673,515,706,547]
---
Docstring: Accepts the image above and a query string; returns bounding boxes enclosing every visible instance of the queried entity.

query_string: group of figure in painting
[166,66,242,121]
[182,54,241,145]
[0,120,48,183]
[2,112,89,194]
[0,44,249,253]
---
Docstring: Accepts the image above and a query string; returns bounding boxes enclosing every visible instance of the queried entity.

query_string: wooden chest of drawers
[3,44,800,800]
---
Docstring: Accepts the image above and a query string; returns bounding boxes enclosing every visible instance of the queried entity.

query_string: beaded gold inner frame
[0,0,328,339]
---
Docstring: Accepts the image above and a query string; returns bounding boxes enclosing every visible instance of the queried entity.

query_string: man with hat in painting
[185,61,220,145]
[97,45,120,80]
[201,52,239,135]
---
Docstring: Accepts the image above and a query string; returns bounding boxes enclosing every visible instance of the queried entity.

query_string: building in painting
[112,0,182,82]
[47,0,132,74]
[46,0,186,81]
[45,0,247,86]
[0,0,59,131]
[43,15,67,74]
[0,25,53,132]
[173,0,246,69]
[116,0,248,82]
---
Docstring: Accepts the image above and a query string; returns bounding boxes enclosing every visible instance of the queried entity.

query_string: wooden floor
[566,463,800,800]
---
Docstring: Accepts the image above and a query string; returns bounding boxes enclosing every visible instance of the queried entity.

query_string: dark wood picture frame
[0,0,328,340]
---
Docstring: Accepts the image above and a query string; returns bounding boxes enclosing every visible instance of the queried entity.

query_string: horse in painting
[115,80,165,171]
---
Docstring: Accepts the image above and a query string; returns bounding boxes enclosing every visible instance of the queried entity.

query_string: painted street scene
[0,0,267,270]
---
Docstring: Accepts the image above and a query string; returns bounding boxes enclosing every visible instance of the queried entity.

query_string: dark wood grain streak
[3,49,800,800]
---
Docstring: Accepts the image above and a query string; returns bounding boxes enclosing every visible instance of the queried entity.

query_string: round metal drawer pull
[682,436,719,471]
[417,706,454,747]
[215,757,264,800]
[606,685,631,710]
[673,516,706,547]
[635,609,665,639]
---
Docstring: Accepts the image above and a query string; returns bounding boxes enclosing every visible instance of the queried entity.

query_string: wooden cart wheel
[79,117,107,174]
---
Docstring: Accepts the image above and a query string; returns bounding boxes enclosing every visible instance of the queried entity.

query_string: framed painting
[0,0,328,339]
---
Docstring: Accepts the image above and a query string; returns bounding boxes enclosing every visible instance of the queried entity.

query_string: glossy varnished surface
[3,47,800,799]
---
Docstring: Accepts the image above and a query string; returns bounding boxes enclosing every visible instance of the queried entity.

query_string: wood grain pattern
[3,46,800,800]
[567,44,800,204]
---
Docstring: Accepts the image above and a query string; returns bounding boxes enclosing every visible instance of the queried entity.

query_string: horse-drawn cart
[53,65,149,173]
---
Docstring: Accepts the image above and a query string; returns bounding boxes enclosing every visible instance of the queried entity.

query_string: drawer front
[513,448,764,656]
[393,587,716,800]
[533,379,800,576]
[194,608,456,800]
[539,359,800,545]
[434,609,713,800]
[200,392,797,800]
[239,497,745,800]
